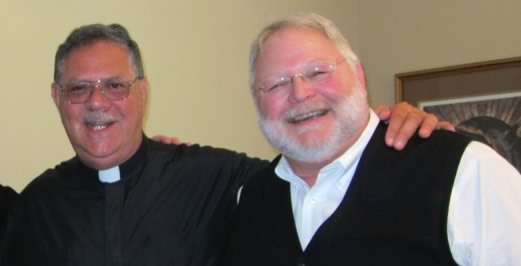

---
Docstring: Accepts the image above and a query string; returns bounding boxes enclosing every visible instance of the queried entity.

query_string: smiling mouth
[288,109,329,123]
[86,122,113,131]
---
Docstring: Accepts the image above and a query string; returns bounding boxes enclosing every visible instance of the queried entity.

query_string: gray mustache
[83,111,116,124]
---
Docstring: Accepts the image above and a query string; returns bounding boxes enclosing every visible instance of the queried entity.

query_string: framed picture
[395,57,521,173]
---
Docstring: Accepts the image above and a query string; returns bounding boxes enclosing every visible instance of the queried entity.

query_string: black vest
[226,123,470,266]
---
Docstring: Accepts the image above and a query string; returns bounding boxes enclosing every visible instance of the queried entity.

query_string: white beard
[258,85,369,164]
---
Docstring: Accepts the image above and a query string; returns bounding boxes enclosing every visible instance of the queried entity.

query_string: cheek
[320,76,357,100]
[60,105,79,124]
[258,95,286,120]
[126,91,146,116]
[59,107,84,141]
[118,98,144,127]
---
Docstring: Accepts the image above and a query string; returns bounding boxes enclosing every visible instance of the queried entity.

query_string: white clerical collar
[98,166,121,183]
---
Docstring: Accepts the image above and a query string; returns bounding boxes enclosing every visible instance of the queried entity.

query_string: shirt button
[311,198,317,203]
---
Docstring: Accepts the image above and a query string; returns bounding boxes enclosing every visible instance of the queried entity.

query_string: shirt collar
[75,133,148,184]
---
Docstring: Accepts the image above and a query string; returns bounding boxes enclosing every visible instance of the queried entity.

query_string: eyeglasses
[257,58,345,96]
[58,77,141,104]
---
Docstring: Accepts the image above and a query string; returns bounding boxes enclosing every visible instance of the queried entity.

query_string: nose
[289,74,315,102]
[85,85,111,109]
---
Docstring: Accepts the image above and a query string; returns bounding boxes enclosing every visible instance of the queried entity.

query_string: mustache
[283,101,332,120]
[83,111,117,124]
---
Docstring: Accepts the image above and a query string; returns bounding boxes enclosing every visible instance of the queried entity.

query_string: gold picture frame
[395,57,521,173]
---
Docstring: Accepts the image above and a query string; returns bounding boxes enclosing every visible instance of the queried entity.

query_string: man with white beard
[226,12,521,266]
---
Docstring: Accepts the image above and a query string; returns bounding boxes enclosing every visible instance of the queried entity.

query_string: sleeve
[0,185,17,223]
[227,152,270,193]
[0,188,19,265]
[447,141,521,266]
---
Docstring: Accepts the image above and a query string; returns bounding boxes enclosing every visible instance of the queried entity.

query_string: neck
[286,159,324,187]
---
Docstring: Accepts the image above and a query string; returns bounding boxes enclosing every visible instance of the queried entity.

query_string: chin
[259,87,369,164]
[259,117,336,163]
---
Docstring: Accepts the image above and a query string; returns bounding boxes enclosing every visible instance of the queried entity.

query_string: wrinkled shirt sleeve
[448,141,521,266]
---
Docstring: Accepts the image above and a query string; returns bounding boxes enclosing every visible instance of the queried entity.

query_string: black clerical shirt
[0,184,17,244]
[0,185,16,223]
[1,136,268,265]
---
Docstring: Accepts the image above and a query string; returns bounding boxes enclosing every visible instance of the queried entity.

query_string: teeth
[90,124,108,131]
[289,110,327,123]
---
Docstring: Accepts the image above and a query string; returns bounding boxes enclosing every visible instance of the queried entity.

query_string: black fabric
[1,136,268,266]
[0,184,17,243]
[226,122,470,266]
[0,185,17,223]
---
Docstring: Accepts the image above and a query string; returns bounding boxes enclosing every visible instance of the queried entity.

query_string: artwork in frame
[395,57,521,173]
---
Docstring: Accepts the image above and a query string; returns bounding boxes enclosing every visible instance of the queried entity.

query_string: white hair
[249,12,359,97]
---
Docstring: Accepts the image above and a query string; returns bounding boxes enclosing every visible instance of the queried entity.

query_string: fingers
[417,113,439,138]
[151,135,182,145]
[388,110,426,150]
[437,121,456,132]
[374,105,393,121]
[383,102,417,150]
[418,116,456,138]
[381,102,456,150]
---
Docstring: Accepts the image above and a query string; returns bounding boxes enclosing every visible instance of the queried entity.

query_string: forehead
[61,40,133,81]
[256,27,340,72]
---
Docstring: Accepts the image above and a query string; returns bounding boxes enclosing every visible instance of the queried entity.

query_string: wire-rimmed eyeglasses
[257,58,346,96]
[58,77,141,104]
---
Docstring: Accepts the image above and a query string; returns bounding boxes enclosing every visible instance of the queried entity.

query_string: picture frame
[395,56,521,105]
[395,57,521,173]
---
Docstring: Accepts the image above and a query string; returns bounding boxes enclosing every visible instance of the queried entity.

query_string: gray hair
[54,23,144,82]
[249,12,359,95]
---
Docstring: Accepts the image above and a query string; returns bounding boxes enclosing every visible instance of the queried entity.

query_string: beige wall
[359,0,521,105]
[0,0,356,191]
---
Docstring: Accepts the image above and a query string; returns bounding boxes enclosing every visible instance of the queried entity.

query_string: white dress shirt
[275,110,521,266]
